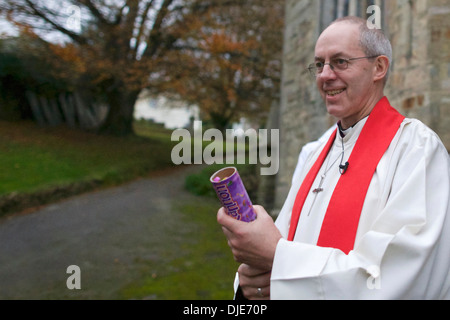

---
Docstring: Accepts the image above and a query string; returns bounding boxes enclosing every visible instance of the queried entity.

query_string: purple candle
[210,167,256,222]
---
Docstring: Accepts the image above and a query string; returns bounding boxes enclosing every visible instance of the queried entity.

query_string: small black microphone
[339,161,349,175]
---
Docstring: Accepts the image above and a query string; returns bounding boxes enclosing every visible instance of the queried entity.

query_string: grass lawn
[0,120,176,207]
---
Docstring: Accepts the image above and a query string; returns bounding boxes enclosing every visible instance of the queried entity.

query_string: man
[217,16,450,299]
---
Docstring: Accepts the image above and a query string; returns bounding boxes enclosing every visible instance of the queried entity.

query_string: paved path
[0,165,207,299]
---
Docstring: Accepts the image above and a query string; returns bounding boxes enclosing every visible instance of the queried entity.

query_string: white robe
[270,118,450,299]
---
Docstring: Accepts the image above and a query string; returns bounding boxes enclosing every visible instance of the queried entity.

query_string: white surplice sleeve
[271,119,450,299]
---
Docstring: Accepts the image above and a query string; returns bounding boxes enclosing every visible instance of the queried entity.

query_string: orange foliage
[48,43,87,75]
[159,0,284,129]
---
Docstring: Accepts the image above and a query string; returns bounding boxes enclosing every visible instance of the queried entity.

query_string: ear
[373,55,390,83]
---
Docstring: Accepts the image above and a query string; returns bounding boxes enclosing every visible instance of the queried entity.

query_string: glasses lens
[307,64,317,78]
[315,62,324,73]
[332,58,348,70]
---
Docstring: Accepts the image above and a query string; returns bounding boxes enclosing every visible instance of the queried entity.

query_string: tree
[160,0,284,131]
[0,0,284,135]
[1,0,191,135]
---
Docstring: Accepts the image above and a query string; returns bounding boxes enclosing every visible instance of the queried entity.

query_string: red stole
[287,97,405,254]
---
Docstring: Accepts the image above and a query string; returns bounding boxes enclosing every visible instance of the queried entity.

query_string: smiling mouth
[326,88,346,96]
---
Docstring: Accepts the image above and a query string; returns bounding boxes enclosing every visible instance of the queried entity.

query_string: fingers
[238,264,271,288]
[217,205,281,270]
[238,263,270,276]
[238,264,271,300]
[217,206,246,230]
[242,285,270,300]
[217,206,245,245]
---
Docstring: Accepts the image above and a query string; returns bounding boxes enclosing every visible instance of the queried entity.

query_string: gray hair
[330,16,392,86]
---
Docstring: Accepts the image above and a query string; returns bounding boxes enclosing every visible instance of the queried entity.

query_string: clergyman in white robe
[268,116,450,299]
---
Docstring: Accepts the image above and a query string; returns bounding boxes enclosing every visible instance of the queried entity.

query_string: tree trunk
[209,100,235,132]
[98,88,140,136]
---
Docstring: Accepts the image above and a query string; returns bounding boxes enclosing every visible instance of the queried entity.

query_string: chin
[325,103,345,118]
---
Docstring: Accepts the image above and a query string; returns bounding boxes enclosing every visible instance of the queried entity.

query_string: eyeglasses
[307,55,380,78]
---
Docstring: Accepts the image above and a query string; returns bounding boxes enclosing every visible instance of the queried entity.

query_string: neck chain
[308,136,346,216]
[312,146,343,194]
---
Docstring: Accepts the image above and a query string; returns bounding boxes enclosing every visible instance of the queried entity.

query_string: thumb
[217,206,240,229]
[252,205,272,222]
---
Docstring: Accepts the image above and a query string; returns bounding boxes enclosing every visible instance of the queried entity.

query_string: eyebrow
[314,52,347,61]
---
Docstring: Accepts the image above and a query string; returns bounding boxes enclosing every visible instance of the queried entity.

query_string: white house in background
[134,92,200,129]
[134,91,252,132]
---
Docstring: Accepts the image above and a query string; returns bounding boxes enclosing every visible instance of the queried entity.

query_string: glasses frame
[307,55,381,78]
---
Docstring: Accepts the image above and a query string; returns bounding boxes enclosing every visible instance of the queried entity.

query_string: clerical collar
[337,116,370,138]
[337,122,349,138]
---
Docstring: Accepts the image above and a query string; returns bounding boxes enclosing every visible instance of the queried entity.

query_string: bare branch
[78,0,109,25]
[23,0,87,44]
[141,0,174,58]
[133,0,155,57]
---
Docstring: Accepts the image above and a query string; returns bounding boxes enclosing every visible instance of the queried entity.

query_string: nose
[318,64,337,82]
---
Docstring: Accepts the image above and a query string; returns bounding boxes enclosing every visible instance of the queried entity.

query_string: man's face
[314,22,378,128]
